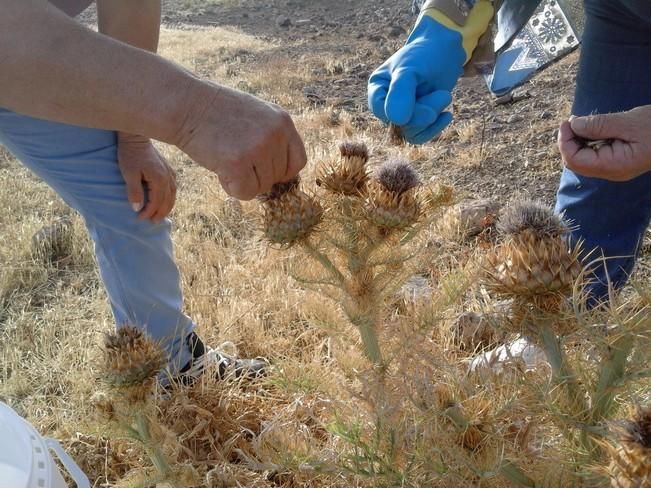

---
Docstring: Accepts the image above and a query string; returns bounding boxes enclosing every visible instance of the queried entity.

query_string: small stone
[387,24,406,38]
[470,338,547,374]
[276,15,291,28]
[438,198,501,242]
[397,275,432,309]
[507,114,523,124]
[453,311,496,350]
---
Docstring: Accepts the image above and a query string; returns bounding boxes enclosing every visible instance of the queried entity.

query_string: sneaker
[175,332,268,386]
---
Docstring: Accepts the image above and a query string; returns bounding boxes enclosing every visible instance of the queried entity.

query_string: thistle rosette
[316,141,369,196]
[259,176,323,246]
[365,159,422,230]
[606,407,651,488]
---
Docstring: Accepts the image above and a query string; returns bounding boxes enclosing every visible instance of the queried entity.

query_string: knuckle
[592,115,606,135]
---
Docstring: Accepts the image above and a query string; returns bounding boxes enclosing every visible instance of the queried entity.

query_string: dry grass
[1,22,650,488]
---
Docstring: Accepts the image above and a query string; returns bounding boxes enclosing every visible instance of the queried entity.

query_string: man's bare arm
[97,0,161,52]
[0,0,195,143]
[0,0,308,200]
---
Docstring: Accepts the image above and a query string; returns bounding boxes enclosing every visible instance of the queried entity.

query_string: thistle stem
[539,324,592,454]
[134,411,177,487]
[591,334,634,423]
[301,240,346,286]
[355,318,384,366]
[500,460,537,488]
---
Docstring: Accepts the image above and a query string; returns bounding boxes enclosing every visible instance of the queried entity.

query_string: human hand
[368,16,465,145]
[117,133,176,223]
[558,105,651,181]
[174,84,307,200]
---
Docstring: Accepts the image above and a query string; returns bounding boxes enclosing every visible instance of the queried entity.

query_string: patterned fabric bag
[411,0,584,95]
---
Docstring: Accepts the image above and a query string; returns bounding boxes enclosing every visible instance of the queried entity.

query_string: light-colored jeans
[0,109,194,374]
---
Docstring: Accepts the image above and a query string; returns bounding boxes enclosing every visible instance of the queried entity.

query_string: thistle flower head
[628,409,651,448]
[376,159,421,195]
[317,141,369,195]
[364,159,422,230]
[259,177,322,245]
[482,200,583,315]
[607,406,651,487]
[102,326,166,388]
[339,141,369,161]
[257,176,301,203]
[497,199,570,239]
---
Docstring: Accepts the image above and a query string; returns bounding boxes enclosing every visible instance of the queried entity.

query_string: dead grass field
[1,3,650,487]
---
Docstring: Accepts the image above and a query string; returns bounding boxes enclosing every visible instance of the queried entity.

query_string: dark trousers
[555,0,651,302]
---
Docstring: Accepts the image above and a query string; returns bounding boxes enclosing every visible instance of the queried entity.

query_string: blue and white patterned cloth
[486,0,582,94]
[411,0,583,94]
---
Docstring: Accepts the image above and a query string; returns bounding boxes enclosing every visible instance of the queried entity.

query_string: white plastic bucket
[0,402,90,488]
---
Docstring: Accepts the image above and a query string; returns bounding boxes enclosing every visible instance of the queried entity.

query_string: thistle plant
[260,141,449,369]
[97,326,199,488]
[481,200,650,477]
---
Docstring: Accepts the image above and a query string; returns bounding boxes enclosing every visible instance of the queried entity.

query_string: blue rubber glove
[368,16,466,144]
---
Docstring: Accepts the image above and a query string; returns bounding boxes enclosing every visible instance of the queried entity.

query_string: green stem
[301,240,346,286]
[539,325,591,454]
[134,411,176,487]
[341,197,365,275]
[500,460,537,488]
[443,405,468,429]
[591,334,634,423]
[356,318,383,366]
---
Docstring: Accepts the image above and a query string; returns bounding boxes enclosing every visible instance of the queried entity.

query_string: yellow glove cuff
[423,0,494,64]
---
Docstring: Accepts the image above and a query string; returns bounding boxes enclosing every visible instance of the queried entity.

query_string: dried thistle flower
[260,177,322,246]
[365,160,422,230]
[497,199,570,239]
[316,140,369,195]
[376,159,421,195]
[101,326,165,397]
[460,423,486,451]
[607,406,651,488]
[257,176,301,202]
[483,200,582,312]
[339,141,369,161]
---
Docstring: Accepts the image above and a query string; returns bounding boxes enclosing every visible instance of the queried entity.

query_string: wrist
[421,0,494,63]
[117,132,149,143]
[166,78,223,149]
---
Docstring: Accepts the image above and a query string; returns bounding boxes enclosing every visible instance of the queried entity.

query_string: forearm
[97,0,162,142]
[0,0,203,144]
[97,0,161,53]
